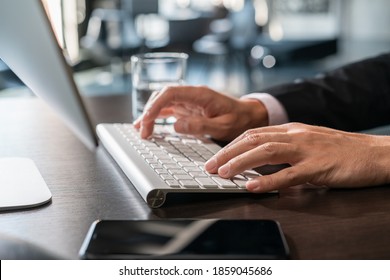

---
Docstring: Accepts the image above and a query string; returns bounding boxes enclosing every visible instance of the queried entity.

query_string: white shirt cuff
[241,93,289,125]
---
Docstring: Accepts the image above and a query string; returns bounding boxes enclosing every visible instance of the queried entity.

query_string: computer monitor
[0,0,97,150]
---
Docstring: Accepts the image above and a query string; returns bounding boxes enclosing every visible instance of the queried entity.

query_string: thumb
[246,167,304,193]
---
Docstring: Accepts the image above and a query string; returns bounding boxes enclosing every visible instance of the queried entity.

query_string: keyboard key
[155,169,168,175]
[211,177,238,188]
[163,163,180,170]
[195,178,219,188]
[160,174,174,180]
[179,180,200,188]
[183,166,201,172]
[168,168,184,175]
[189,171,208,178]
[232,175,247,189]
[242,170,261,179]
[165,180,181,188]
[173,174,192,181]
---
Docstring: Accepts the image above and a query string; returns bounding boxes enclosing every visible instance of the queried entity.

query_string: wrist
[242,93,289,125]
[240,99,269,128]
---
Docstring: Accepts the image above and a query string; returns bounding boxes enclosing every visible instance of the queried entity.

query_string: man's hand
[205,123,390,192]
[133,85,269,141]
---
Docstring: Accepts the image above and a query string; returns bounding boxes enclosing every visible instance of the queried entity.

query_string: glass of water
[131,52,188,122]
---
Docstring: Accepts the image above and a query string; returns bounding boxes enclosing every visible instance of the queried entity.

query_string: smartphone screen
[79,219,289,259]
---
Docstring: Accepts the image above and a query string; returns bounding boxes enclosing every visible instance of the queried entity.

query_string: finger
[133,115,142,128]
[216,142,296,178]
[246,165,310,192]
[139,111,177,139]
[224,122,336,149]
[142,86,215,123]
[174,117,206,135]
[138,108,175,138]
[142,90,164,114]
[225,125,289,149]
[139,113,155,139]
[173,104,205,117]
[133,89,161,126]
[205,132,291,173]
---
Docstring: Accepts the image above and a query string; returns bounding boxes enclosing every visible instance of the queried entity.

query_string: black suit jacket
[264,53,390,131]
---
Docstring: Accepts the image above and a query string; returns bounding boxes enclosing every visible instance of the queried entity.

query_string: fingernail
[205,158,217,171]
[218,163,230,177]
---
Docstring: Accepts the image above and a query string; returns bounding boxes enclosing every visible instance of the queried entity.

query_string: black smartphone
[79,219,289,260]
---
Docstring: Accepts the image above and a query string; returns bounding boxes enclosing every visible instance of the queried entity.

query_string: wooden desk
[1,96,390,260]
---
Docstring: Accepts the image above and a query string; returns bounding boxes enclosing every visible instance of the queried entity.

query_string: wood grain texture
[1,96,390,259]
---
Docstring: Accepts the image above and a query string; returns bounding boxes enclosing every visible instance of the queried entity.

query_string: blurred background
[1,0,390,98]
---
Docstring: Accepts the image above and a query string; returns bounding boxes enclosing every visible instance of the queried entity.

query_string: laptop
[0,0,266,208]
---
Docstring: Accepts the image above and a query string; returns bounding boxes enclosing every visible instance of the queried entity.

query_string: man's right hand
[133,85,269,141]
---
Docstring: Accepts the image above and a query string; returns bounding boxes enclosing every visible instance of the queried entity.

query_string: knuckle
[242,129,260,144]
[161,85,179,99]
[157,87,166,95]
[288,122,302,128]
[286,125,311,139]
[260,142,278,156]
[187,119,203,133]
[160,85,172,93]
[286,122,307,133]
[197,85,209,91]
[263,175,277,189]
[195,85,210,96]
[285,169,299,184]
[241,129,254,138]
[219,147,233,160]
[288,122,306,129]
[165,86,175,97]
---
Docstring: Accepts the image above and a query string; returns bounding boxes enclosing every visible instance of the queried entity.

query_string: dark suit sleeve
[263,53,390,131]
